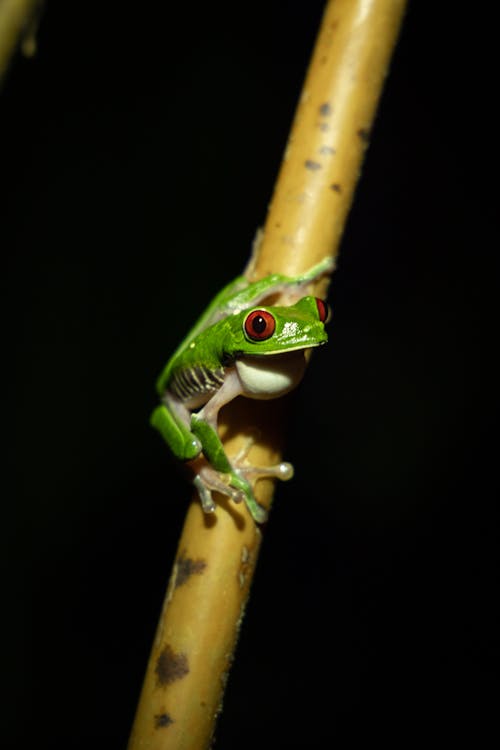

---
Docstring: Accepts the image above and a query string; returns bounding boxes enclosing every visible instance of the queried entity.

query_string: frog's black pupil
[252,315,267,334]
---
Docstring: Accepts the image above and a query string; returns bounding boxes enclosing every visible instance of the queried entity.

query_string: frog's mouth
[232,339,326,360]
[235,349,312,399]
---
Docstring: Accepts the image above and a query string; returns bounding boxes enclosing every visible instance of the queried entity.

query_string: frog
[151,256,333,523]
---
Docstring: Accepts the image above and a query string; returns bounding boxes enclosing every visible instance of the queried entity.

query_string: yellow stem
[0,0,43,83]
[128,2,406,748]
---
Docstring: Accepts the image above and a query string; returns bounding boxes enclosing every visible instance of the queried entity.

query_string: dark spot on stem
[155,712,174,729]
[357,128,370,143]
[155,645,189,686]
[305,159,322,171]
[175,551,207,588]
[319,102,332,117]
[330,183,342,193]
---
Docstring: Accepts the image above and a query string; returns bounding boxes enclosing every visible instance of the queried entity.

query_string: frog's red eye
[244,309,276,341]
[315,298,330,323]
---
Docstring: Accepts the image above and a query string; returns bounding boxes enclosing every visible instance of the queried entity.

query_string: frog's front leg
[190,374,270,523]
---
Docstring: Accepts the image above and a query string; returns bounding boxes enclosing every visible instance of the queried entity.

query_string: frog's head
[218,296,331,399]
[223,296,330,359]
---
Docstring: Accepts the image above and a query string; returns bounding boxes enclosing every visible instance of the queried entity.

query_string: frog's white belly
[235,351,308,399]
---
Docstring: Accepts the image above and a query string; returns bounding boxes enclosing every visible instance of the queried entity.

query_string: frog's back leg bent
[151,400,201,461]
[218,256,335,315]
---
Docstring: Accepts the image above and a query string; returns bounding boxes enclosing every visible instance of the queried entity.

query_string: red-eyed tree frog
[151,256,333,523]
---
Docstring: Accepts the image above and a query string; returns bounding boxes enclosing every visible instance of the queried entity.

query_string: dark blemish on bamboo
[330,183,342,193]
[155,712,174,729]
[319,102,332,117]
[305,159,322,171]
[357,128,370,142]
[155,645,189,686]
[175,550,207,588]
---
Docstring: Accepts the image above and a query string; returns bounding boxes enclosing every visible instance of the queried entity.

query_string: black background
[2,2,495,748]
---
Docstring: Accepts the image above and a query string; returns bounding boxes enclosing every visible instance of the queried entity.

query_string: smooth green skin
[151,258,331,522]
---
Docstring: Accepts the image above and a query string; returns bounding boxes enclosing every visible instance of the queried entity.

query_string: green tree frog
[151,256,333,523]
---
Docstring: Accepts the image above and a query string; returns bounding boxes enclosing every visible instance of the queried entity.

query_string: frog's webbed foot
[192,470,242,514]
[193,464,248,509]
[192,463,268,523]
[191,435,294,524]
[231,434,294,484]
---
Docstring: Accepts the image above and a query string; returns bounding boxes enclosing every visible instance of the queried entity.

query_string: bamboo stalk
[128,1,407,748]
[0,0,43,83]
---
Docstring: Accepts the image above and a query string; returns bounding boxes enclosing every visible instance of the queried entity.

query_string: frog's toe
[235,460,294,483]
[245,497,268,524]
[232,432,260,463]
[193,475,216,513]
[270,461,294,481]
[193,465,248,512]
[231,489,246,505]
[231,479,268,522]
[192,464,269,523]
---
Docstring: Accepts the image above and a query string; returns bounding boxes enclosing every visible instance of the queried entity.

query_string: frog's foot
[238,461,294,483]
[193,466,245,512]
[231,434,295,484]
[271,256,336,306]
[192,463,269,524]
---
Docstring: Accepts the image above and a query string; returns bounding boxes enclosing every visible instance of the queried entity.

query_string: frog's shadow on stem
[219,393,292,459]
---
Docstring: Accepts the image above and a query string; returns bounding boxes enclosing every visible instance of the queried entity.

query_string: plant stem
[128,1,407,748]
[0,0,43,84]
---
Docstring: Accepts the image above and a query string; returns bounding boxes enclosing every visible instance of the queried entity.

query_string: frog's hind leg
[230,256,336,313]
[151,398,201,461]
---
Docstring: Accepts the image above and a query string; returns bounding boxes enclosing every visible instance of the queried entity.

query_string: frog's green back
[155,311,234,395]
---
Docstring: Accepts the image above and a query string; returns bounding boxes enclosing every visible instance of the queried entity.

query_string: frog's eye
[315,298,331,323]
[244,309,276,341]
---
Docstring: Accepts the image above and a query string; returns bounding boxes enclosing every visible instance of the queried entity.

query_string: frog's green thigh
[150,405,201,461]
